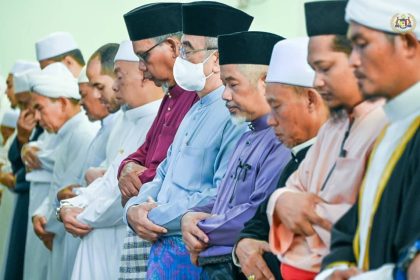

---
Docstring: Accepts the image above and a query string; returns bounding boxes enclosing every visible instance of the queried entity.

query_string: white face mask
[173,51,216,92]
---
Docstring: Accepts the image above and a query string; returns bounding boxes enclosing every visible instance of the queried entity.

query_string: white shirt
[33,112,99,231]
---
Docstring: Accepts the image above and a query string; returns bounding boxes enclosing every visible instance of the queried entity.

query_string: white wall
[0,0,307,75]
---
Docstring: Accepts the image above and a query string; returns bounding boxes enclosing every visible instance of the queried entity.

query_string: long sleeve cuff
[266,188,299,226]
[138,168,156,185]
[123,195,146,225]
[64,193,89,208]
[232,243,241,267]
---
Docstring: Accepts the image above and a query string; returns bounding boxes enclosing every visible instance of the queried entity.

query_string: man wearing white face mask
[173,47,217,92]
[123,1,253,278]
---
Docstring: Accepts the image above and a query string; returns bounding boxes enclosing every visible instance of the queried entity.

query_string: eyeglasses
[136,39,166,63]
[179,46,217,60]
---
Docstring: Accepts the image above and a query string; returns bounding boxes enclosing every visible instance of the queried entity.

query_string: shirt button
[167,107,171,111]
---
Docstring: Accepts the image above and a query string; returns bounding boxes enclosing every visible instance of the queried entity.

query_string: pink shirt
[267,100,387,273]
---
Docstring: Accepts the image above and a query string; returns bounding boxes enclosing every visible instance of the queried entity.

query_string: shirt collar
[291,137,317,156]
[57,111,85,137]
[169,85,194,97]
[101,111,118,127]
[124,99,162,121]
[249,114,270,132]
[198,86,224,107]
[384,81,420,123]
[349,99,385,120]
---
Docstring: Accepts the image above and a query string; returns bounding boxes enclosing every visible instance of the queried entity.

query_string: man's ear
[398,32,420,59]
[306,88,319,113]
[57,97,69,110]
[258,73,267,95]
[62,55,74,67]
[166,37,180,58]
[211,51,220,73]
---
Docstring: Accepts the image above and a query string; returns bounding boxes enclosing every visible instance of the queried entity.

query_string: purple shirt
[194,115,291,257]
[118,85,198,184]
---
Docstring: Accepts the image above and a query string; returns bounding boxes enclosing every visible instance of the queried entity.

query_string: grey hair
[236,64,268,86]
[152,32,183,43]
[205,37,218,49]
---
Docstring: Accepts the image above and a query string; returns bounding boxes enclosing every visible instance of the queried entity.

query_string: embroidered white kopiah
[114,40,139,62]
[10,60,40,75]
[14,69,39,94]
[266,37,315,88]
[29,62,80,100]
[345,0,420,39]
[35,32,78,61]
[77,66,89,84]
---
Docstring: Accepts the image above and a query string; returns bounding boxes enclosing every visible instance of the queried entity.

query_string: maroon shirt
[117,85,198,184]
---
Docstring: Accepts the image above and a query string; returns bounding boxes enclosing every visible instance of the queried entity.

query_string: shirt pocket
[321,157,366,203]
[228,165,257,206]
[172,145,205,191]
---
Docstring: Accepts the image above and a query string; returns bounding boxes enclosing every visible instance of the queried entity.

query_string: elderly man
[317,0,420,279]
[181,31,290,279]
[59,40,163,280]
[118,3,199,278]
[267,4,387,277]
[124,1,252,278]
[29,62,99,280]
[233,31,331,280]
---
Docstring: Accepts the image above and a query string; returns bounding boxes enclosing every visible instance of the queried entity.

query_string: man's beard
[230,114,247,126]
[161,82,169,93]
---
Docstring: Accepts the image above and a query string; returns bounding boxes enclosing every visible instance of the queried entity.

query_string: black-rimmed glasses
[179,46,217,60]
[136,39,166,63]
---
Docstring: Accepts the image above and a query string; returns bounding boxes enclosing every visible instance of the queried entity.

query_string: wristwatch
[396,240,420,280]
[56,201,73,222]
